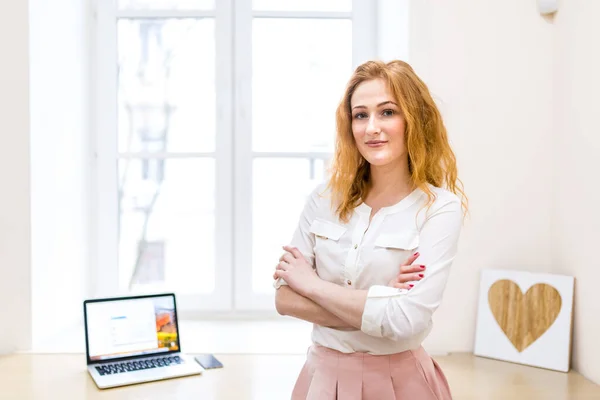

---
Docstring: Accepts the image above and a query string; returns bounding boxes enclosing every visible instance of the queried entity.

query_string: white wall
[0,0,33,355]
[29,0,92,348]
[377,0,409,62]
[0,0,90,353]
[407,0,555,354]
[554,0,600,384]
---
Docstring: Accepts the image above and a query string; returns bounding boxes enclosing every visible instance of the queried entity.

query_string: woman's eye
[354,112,368,119]
[382,109,395,117]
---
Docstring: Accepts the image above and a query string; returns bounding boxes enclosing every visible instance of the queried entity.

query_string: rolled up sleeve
[360,197,463,340]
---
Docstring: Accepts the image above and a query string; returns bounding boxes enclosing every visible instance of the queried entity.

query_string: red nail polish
[420,265,425,269]
[409,284,414,288]
[414,252,420,257]
[418,274,424,278]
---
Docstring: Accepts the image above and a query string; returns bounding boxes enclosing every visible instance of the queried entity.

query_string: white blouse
[274,182,463,355]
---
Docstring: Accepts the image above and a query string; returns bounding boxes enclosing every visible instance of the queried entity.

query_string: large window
[94,0,376,312]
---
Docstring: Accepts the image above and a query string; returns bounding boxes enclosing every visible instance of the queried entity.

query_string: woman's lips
[365,140,387,148]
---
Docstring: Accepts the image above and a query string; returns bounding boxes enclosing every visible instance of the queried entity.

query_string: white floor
[30,318,314,355]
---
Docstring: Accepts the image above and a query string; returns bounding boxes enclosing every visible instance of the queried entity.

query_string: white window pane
[252,158,327,294]
[119,0,214,10]
[118,19,215,153]
[253,0,351,12]
[252,19,352,152]
[118,158,215,295]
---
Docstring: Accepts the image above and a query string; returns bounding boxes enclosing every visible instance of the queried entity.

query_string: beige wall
[554,0,600,385]
[408,0,599,384]
[408,0,555,354]
[0,0,32,354]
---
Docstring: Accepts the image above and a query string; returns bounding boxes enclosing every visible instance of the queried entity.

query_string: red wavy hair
[326,60,468,222]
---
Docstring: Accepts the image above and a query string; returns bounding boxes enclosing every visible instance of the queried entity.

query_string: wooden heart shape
[488,280,562,352]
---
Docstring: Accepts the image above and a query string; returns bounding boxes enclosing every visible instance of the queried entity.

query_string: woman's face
[350,78,407,168]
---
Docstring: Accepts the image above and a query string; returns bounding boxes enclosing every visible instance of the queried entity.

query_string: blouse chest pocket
[363,232,420,283]
[309,218,347,242]
[309,218,347,258]
[373,233,420,266]
[309,219,347,281]
[374,233,419,251]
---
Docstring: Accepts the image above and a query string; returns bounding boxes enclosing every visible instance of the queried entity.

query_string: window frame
[233,0,377,310]
[92,0,377,313]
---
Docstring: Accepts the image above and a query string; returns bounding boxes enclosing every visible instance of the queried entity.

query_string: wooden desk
[1,353,599,399]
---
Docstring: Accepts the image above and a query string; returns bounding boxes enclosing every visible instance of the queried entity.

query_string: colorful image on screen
[155,305,179,351]
[86,295,180,361]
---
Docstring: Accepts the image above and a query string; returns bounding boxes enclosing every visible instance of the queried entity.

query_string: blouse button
[354,244,358,249]
[347,279,352,285]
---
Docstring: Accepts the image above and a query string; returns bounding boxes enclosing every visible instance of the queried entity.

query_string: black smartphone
[195,354,223,369]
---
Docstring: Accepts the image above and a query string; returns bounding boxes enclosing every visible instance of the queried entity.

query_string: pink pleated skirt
[291,345,452,400]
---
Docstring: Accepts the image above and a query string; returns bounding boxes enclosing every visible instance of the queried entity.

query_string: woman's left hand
[273,246,320,297]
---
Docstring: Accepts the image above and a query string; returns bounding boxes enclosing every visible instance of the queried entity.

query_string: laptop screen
[84,293,181,363]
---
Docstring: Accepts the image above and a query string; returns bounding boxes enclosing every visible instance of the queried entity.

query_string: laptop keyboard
[95,356,184,376]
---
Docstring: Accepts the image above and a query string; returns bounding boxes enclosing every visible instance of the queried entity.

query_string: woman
[273,60,467,400]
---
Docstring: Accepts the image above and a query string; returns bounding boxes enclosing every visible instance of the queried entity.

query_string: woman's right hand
[387,252,426,289]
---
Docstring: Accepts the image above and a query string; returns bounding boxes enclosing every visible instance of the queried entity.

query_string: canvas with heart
[474,269,575,372]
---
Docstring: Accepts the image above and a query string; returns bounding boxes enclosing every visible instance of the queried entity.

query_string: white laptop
[83,293,204,389]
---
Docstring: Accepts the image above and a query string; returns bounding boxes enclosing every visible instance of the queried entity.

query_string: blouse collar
[355,186,425,217]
